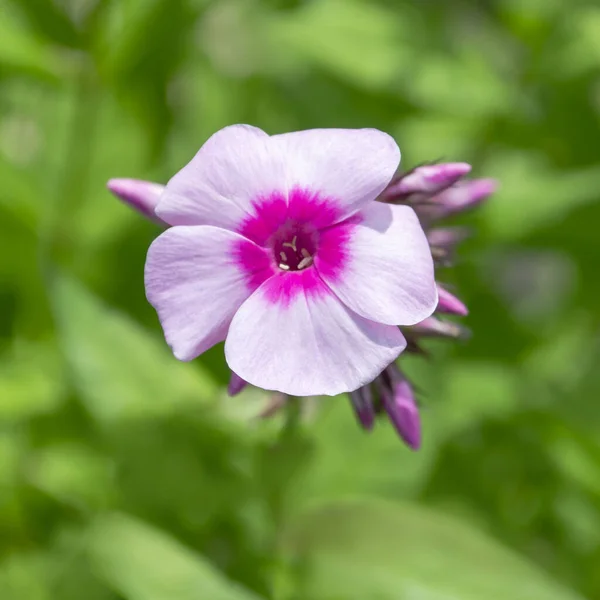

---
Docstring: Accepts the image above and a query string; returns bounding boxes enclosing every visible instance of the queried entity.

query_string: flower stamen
[282,236,298,251]
[272,224,318,272]
[297,255,313,270]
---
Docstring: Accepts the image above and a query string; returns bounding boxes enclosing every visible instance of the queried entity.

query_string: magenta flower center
[271,222,318,271]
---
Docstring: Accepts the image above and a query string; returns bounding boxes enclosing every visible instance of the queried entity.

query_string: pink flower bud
[379,368,421,450]
[383,162,471,202]
[433,178,497,217]
[436,284,468,316]
[349,385,375,431]
[107,178,166,225]
[227,371,248,396]
[409,316,468,339]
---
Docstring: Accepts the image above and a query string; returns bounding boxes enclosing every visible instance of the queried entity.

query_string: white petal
[156,125,287,229]
[316,202,437,326]
[224,269,406,396]
[273,128,400,221]
[145,226,274,361]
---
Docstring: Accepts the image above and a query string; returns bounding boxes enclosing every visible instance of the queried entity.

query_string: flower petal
[156,125,287,229]
[224,269,406,396]
[316,202,437,326]
[145,225,274,361]
[273,128,400,222]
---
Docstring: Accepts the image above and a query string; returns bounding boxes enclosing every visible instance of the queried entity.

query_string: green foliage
[284,499,584,600]
[89,513,264,600]
[1,0,600,599]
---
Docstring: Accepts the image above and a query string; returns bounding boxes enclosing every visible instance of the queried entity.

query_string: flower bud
[349,385,375,431]
[433,178,496,217]
[107,178,166,225]
[227,371,248,396]
[409,316,468,339]
[379,367,421,450]
[436,284,468,316]
[383,162,471,202]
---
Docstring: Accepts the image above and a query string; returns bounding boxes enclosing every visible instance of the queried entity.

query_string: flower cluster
[108,126,495,449]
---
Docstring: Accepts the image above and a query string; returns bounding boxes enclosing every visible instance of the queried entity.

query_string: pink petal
[316,202,437,326]
[273,128,400,222]
[156,125,287,229]
[224,269,406,396]
[145,226,274,361]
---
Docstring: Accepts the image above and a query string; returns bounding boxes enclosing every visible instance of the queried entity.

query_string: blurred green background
[2,0,600,598]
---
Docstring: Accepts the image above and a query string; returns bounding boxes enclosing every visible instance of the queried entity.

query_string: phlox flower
[108,126,496,447]
[138,125,437,396]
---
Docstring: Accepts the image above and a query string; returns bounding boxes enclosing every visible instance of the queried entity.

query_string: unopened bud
[349,385,375,431]
[436,284,468,316]
[227,371,248,397]
[383,163,471,202]
[107,178,166,225]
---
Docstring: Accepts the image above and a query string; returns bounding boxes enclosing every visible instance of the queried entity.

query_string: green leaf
[284,498,584,600]
[52,275,219,422]
[88,512,264,600]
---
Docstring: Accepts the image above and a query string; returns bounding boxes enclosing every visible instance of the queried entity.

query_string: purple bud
[383,163,471,202]
[379,370,421,450]
[349,386,375,431]
[409,316,468,340]
[432,178,497,217]
[107,178,166,225]
[436,284,468,316]
[227,371,248,396]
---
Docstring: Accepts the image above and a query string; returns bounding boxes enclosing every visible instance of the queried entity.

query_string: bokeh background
[2,0,600,598]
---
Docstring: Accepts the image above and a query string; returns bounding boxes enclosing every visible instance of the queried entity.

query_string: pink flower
[141,125,437,396]
[108,147,496,447]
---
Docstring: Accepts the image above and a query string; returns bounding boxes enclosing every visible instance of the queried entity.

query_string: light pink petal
[224,269,406,396]
[156,125,287,229]
[273,128,400,222]
[145,226,274,361]
[316,202,437,326]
